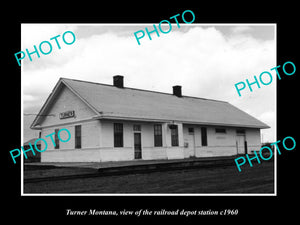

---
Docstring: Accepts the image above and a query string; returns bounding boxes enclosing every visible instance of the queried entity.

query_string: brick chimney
[113,75,124,88]
[173,85,182,97]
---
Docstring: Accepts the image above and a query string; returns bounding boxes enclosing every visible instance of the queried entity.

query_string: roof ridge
[60,77,228,103]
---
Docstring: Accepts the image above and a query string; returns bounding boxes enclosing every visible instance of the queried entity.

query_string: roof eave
[96,115,270,129]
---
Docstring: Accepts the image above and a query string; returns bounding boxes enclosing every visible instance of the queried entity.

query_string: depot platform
[24,155,237,170]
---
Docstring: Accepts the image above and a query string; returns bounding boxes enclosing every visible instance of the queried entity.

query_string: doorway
[236,135,246,154]
[134,133,142,159]
[187,127,196,157]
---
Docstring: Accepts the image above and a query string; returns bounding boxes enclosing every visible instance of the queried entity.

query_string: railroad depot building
[30,76,269,162]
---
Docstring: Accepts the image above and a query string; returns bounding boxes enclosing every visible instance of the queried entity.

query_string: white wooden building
[30,76,269,162]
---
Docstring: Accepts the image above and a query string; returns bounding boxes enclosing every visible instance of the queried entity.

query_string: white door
[236,135,245,154]
[187,128,196,157]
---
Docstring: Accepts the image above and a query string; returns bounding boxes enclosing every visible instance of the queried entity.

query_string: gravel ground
[24,161,274,194]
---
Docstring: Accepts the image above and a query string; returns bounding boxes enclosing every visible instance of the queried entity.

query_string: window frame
[188,127,194,134]
[133,124,141,132]
[236,129,246,134]
[114,123,124,147]
[75,125,82,149]
[171,125,179,147]
[201,127,207,146]
[54,128,60,149]
[154,124,163,147]
[215,128,226,134]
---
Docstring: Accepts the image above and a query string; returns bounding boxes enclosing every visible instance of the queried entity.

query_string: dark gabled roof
[31,77,270,129]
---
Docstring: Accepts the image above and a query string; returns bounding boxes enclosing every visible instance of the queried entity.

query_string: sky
[21,23,276,143]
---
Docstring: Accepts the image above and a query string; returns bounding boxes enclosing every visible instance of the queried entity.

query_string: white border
[21,23,277,196]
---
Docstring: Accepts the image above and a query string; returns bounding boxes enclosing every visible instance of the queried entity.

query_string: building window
[188,127,194,134]
[75,125,81,149]
[133,124,141,132]
[154,124,162,147]
[114,123,123,147]
[201,127,207,146]
[171,125,179,146]
[236,129,245,134]
[54,129,59,149]
[215,128,226,133]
